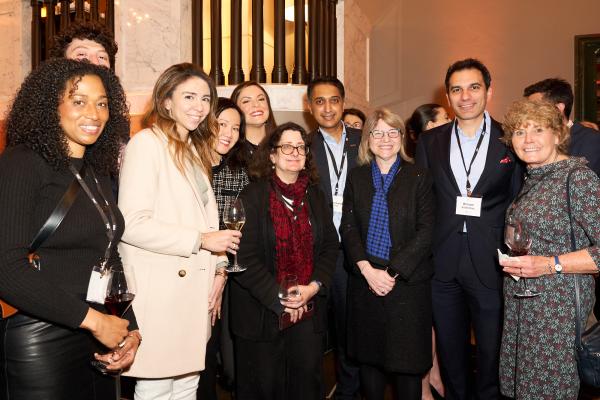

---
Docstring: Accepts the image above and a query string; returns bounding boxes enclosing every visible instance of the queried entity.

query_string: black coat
[415,119,523,289]
[230,179,339,341]
[570,122,600,177]
[340,162,435,373]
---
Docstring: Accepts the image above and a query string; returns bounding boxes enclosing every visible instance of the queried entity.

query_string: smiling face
[446,68,492,122]
[65,38,111,68]
[368,119,401,164]
[164,76,211,139]
[58,74,109,158]
[269,129,306,182]
[308,83,344,133]
[236,84,270,127]
[511,120,560,168]
[215,107,241,156]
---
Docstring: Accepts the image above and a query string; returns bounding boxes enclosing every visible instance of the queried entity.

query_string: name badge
[456,196,482,217]
[332,195,344,213]
[86,264,113,304]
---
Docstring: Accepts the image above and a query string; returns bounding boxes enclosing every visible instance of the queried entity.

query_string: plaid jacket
[212,162,250,229]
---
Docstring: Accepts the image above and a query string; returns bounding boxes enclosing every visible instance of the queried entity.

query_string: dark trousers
[359,364,421,400]
[330,250,360,399]
[0,313,116,400]
[234,319,324,400]
[432,235,502,400]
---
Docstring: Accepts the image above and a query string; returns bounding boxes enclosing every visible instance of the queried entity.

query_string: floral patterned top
[499,157,600,399]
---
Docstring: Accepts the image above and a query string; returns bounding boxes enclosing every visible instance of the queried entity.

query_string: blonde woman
[118,63,241,399]
[340,108,435,399]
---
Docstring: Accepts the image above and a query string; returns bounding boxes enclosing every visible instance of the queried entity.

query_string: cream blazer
[118,127,221,378]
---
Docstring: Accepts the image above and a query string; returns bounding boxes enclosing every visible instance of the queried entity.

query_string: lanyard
[69,163,117,263]
[454,118,486,196]
[321,133,347,196]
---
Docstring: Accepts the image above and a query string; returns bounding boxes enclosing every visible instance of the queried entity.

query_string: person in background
[340,108,434,400]
[198,97,249,400]
[343,108,367,130]
[499,99,600,398]
[118,63,241,400]
[231,122,338,400]
[416,58,522,400]
[307,76,362,400]
[405,103,451,159]
[0,58,138,399]
[523,78,600,177]
[50,20,118,69]
[231,81,277,159]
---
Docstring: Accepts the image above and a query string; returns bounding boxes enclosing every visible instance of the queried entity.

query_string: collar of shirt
[319,124,347,237]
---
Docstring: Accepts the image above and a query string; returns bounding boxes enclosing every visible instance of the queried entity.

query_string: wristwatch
[554,255,563,274]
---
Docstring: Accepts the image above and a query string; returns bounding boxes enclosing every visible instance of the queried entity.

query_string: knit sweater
[0,145,135,329]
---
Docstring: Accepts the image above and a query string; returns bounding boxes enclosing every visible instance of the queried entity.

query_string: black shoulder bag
[0,164,84,318]
[569,169,600,387]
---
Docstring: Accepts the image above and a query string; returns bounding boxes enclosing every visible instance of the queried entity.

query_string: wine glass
[223,198,246,273]
[278,274,300,302]
[504,217,539,298]
[91,268,136,375]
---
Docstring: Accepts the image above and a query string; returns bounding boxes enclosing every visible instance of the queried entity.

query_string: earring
[271,164,275,170]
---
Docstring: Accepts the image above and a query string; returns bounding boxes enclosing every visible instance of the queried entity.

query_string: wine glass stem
[233,253,238,267]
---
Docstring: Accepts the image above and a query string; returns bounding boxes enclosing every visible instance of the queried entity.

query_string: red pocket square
[500,156,511,164]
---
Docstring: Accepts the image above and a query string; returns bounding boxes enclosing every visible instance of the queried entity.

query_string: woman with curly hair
[0,58,139,399]
[230,122,338,400]
[118,63,241,399]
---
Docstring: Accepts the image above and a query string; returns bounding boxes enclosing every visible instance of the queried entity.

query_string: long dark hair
[249,122,318,184]
[216,97,246,170]
[6,58,129,174]
[405,103,443,158]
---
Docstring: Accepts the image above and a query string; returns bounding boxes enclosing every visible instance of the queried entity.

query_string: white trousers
[134,373,200,400]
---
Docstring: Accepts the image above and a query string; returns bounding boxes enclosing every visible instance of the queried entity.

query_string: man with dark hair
[50,21,118,68]
[307,77,361,400]
[416,58,522,400]
[524,78,600,176]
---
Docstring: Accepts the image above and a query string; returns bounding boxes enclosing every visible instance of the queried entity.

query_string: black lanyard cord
[321,133,348,196]
[454,118,487,196]
[69,163,117,262]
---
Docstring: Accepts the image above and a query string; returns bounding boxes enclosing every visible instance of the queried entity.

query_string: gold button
[178,269,186,277]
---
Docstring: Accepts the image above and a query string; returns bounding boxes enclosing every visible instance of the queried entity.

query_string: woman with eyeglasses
[340,108,435,399]
[230,122,338,400]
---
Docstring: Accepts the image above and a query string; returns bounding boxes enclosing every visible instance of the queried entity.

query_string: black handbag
[567,169,600,387]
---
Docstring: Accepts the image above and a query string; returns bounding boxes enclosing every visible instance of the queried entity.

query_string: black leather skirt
[0,313,116,400]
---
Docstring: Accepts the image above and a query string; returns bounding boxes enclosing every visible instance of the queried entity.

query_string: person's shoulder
[419,122,451,142]
[571,122,600,141]
[0,144,46,170]
[241,179,269,199]
[402,161,429,177]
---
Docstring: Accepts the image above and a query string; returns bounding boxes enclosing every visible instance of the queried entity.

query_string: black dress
[0,145,135,399]
[340,162,435,374]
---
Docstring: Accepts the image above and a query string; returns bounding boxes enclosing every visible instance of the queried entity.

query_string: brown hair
[502,99,569,155]
[142,63,218,177]
[358,108,413,165]
[248,122,319,184]
[230,81,277,132]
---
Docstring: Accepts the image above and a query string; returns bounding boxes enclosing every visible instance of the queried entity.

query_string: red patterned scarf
[270,172,314,284]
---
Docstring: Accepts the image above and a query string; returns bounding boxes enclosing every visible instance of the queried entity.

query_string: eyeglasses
[370,129,400,139]
[275,144,309,155]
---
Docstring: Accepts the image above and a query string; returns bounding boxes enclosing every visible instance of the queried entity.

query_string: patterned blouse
[212,160,250,230]
[499,157,600,399]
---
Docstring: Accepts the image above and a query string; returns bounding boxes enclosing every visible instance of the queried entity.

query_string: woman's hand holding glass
[279,275,319,323]
[500,255,554,278]
[81,308,129,349]
[357,260,396,296]
[94,330,141,371]
[200,230,242,254]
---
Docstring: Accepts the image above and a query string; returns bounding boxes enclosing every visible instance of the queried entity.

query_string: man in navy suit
[523,78,600,177]
[416,58,522,400]
[307,77,362,400]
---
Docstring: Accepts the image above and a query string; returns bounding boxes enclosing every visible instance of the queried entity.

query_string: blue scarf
[366,157,401,261]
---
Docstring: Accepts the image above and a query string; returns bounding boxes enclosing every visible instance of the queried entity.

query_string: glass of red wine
[91,268,136,374]
[505,216,539,298]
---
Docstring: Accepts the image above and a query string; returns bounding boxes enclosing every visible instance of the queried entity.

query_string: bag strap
[568,169,584,349]
[28,163,85,254]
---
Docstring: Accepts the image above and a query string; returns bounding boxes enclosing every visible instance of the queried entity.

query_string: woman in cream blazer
[118,63,241,399]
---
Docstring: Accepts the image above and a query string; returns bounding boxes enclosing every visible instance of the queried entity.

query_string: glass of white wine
[223,198,246,273]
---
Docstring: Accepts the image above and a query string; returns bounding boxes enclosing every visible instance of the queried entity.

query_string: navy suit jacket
[570,122,600,177]
[415,119,523,289]
[310,126,362,210]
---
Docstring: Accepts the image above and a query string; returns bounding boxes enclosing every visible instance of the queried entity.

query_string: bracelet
[547,257,554,275]
[385,267,399,279]
[127,331,142,345]
[215,269,228,280]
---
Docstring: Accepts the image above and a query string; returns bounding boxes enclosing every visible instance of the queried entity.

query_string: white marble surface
[0,0,31,116]
[342,0,370,112]
[115,0,192,112]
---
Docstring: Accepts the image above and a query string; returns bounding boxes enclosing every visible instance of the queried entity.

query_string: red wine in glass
[105,292,136,316]
[505,217,539,298]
